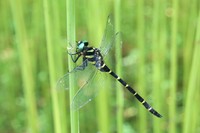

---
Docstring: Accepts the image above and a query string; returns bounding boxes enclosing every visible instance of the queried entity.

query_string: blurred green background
[0,0,200,133]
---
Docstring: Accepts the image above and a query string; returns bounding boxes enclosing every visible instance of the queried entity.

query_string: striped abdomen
[100,63,162,118]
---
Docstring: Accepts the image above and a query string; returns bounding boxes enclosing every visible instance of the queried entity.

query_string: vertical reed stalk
[115,0,123,132]
[152,0,162,132]
[158,0,167,131]
[51,1,68,132]
[183,8,200,133]
[43,0,67,132]
[66,0,79,132]
[9,0,38,132]
[169,0,178,133]
[136,0,147,132]
[183,0,197,93]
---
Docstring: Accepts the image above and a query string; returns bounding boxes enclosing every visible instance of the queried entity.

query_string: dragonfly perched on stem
[57,16,162,118]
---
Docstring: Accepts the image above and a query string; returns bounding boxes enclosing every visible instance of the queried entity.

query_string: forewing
[99,16,118,57]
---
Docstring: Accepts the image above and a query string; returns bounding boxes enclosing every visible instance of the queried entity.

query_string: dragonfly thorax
[84,47,104,70]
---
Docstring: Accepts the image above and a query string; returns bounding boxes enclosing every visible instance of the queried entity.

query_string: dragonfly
[57,16,162,118]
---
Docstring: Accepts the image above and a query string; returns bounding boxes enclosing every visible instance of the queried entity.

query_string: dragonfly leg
[74,59,88,70]
[68,53,82,63]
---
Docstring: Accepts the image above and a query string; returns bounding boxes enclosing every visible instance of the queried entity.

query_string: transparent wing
[57,16,119,110]
[99,15,118,57]
[56,62,101,110]
[56,61,96,91]
[71,16,117,110]
[71,69,102,110]
[71,16,120,110]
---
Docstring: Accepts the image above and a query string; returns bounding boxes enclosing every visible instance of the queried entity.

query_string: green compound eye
[77,40,88,50]
[77,41,84,50]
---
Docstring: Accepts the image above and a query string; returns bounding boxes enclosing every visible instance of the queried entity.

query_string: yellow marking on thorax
[101,63,106,68]
[85,55,94,58]
[90,61,96,64]
[87,49,94,52]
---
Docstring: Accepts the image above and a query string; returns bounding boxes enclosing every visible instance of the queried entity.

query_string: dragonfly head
[77,40,88,52]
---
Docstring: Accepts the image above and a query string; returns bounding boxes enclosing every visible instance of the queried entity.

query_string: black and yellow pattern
[69,40,162,118]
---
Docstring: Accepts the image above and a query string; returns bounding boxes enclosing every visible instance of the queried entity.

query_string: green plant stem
[51,1,68,132]
[183,0,196,93]
[158,0,167,131]
[9,0,38,132]
[183,8,200,133]
[152,0,162,132]
[115,0,123,133]
[169,0,178,133]
[67,0,79,133]
[43,0,65,133]
[136,0,147,132]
